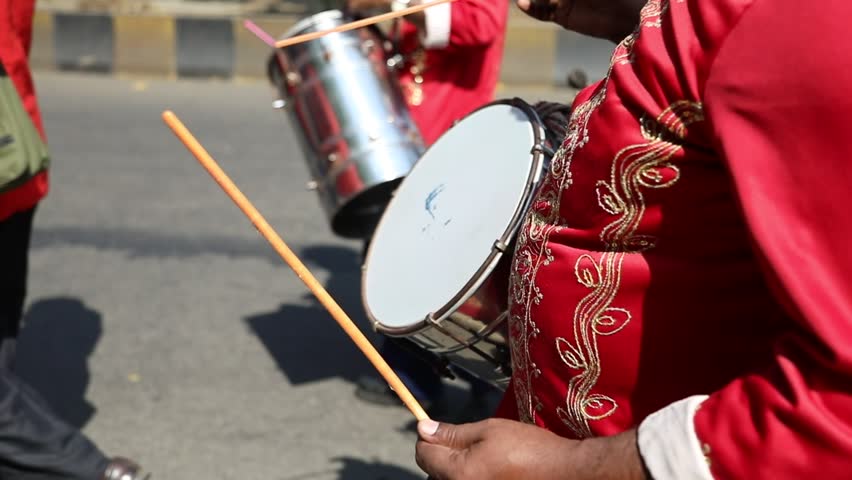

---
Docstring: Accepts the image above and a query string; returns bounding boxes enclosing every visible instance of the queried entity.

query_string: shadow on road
[16,297,102,428]
[245,244,378,385]
[281,457,424,480]
[332,457,424,480]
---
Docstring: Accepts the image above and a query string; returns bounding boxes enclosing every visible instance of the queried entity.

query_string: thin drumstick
[161,110,430,422]
[243,19,278,47]
[274,0,456,49]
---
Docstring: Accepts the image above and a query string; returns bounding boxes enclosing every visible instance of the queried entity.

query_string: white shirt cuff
[638,395,714,480]
[420,1,452,49]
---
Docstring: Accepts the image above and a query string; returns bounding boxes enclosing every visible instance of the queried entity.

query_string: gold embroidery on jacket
[508,0,660,427]
[508,0,680,428]
[613,0,671,65]
[557,101,704,438]
[509,88,605,424]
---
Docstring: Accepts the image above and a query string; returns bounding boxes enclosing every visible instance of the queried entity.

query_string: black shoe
[354,376,434,410]
[101,457,150,480]
[355,376,403,406]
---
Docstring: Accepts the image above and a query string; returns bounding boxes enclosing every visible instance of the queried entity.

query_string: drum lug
[272,99,287,110]
[305,180,319,191]
[285,71,301,87]
[493,239,509,253]
[361,39,376,56]
[532,142,556,159]
[386,53,404,70]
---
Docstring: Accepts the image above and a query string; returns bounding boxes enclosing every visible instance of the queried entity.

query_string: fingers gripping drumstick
[161,111,430,422]
[274,0,457,49]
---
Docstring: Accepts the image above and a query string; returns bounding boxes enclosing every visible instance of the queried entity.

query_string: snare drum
[268,10,425,238]
[362,99,550,390]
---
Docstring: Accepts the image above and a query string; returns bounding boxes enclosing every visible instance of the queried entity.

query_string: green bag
[0,72,50,194]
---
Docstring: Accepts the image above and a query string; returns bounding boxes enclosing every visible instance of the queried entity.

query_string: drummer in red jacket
[348,0,508,145]
[345,0,509,415]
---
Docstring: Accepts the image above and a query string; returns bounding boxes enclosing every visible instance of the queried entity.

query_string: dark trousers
[379,336,496,401]
[378,338,444,400]
[0,208,109,479]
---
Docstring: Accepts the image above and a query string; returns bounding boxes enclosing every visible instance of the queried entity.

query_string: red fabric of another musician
[0,0,49,221]
[499,0,852,477]
[397,0,508,145]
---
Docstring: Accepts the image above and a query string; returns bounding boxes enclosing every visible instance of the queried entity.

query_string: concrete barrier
[31,6,614,87]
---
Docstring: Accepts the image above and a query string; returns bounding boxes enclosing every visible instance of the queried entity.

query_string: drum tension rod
[530,143,545,155]
[493,239,508,253]
[532,142,557,159]
[425,312,441,327]
[427,314,505,368]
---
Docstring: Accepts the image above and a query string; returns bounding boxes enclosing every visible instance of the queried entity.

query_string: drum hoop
[267,11,346,87]
[363,98,548,336]
[284,10,344,39]
[266,11,387,92]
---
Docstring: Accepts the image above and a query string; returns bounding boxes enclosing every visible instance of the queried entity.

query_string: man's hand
[415,418,647,480]
[516,0,562,23]
[516,0,647,43]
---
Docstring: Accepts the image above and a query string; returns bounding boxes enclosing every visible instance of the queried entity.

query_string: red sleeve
[695,0,852,477]
[447,0,507,49]
[11,0,35,55]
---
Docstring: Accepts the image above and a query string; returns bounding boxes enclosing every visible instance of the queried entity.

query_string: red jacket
[396,0,507,146]
[0,0,48,221]
[500,0,852,477]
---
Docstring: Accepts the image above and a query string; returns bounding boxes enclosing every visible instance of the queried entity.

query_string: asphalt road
[19,72,575,479]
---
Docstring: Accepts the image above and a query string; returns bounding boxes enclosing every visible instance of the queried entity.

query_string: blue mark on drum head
[425,184,445,219]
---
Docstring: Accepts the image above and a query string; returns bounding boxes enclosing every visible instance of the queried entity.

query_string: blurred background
[20,0,615,478]
[33,0,615,86]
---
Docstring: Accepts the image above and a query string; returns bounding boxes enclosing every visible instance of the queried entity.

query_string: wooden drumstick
[274,0,456,49]
[161,110,430,422]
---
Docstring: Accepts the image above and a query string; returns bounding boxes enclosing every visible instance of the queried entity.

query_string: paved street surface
[19,72,575,479]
